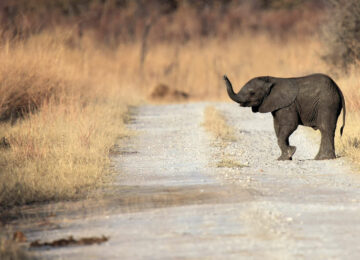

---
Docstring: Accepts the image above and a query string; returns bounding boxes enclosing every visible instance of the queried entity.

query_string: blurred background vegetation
[0,0,325,44]
[2,0,359,71]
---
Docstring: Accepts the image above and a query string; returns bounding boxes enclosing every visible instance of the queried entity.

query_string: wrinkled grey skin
[224,74,346,160]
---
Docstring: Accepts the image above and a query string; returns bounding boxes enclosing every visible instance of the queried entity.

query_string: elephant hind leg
[315,128,336,160]
[314,109,338,160]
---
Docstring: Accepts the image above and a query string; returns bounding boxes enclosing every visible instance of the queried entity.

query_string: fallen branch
[30,235,109,248]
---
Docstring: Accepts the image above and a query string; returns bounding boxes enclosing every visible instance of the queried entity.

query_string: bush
[322,0,360,72]
[0,0,324,45]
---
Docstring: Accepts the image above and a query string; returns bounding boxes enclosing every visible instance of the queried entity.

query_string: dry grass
[202,106,236,142]
[2,26,360,208]
[0,31,137,208]
[331,67,360,164]
[0,236,35,260]
[137,34,324,99]
[335,112,360,162]
[202,106,245,169]
[217,159,247,169]
[0,100,131,206]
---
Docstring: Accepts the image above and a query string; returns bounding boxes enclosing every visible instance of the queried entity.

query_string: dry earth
[9,102,360,259]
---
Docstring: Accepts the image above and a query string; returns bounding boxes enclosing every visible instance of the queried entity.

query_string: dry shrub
[322,0,360,72]
[0,48,71,122]
[148,83,189,102]
[0,0,324,45]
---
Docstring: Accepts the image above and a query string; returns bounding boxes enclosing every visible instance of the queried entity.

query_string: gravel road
[27,102,360,259]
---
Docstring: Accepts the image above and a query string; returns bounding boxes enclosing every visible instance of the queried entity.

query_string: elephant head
[223,75,298,113]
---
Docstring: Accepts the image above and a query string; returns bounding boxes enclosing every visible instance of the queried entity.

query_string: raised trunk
[223,75,242,103]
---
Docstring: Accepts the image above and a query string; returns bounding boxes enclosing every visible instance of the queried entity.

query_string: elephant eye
[249,91,255,96]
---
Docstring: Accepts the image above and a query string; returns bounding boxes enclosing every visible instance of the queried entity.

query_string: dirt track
[26,102,360,259]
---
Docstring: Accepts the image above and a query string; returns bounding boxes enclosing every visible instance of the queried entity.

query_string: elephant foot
[278,155,292,161]
[315,152,336,160]
[278,146,296,161]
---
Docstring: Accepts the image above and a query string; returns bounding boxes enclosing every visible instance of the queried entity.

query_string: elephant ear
[258,80,298,113]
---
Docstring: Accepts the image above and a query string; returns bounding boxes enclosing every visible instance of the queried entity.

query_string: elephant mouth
[240,101,259,108]
[252,106,259,112]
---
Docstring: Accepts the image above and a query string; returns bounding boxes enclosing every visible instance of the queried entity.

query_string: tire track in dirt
[22,102,360,259]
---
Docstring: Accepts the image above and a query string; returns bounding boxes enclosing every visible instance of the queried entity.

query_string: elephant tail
[339,88,346,136]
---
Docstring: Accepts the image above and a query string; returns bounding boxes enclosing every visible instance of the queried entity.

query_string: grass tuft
[0,235,35,260]
[202,106,244,169]
[217,159,248,168]
[202,106,236,142]
[335,113,360,163]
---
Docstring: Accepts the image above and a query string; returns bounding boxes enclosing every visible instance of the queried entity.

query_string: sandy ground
[12,102,360,259]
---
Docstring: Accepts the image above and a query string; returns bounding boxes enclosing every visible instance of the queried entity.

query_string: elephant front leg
[315,129,336,160]
[274,121,297,160]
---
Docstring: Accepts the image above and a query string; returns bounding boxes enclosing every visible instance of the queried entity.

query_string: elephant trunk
[223,75,243,103]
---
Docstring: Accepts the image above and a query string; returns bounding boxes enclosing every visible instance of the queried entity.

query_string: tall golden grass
[0,30,137,207]
[0,235,34,260]
[140,33,324,99]
[1,28,360,208]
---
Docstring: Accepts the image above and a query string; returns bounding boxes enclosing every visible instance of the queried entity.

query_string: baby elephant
[223,74,346,160]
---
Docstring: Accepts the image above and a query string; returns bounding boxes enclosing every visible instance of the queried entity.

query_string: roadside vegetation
[0,32,136,208]
[1,1,360,255]
[0,0,359,208]
[202,106,246,169]
[0,234,35,260]
[322,0,360,163]
[0,0,360,209]
[202,106,235,142]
